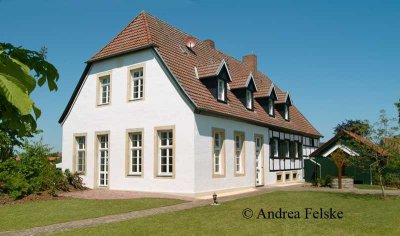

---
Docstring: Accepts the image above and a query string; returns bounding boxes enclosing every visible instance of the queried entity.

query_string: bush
[64,169,85,190]
[383,173,400,188]
[314,175,333,187]
[0,139,71,199]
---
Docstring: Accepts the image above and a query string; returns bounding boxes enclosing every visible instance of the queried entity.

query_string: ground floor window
[234,131,245,175]
[156,128,174,177]
[129,132,143,175]
[98,134,109,187]
[212,128,225,176]
[75,135,86,174]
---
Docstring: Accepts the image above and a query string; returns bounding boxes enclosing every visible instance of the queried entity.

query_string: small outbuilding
[305,130,384,185]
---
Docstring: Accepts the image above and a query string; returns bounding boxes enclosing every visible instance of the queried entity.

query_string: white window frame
[268,98,274,116]
[76,136,86,173]
[284,140,290,158]
[98,134,109,187]
[284,104,289,120]
[130,68,144,100]
[158,130,173,176]
[212,128,225,177]
[217,79,225,101]
[246,89,253,109]
[99,75,110,105]
[129,132,142,175]
[234,132,245,175]
[273,139,279,157]
[294,142,299,158]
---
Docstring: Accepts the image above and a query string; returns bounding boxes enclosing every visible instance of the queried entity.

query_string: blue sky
[2,0,399,151]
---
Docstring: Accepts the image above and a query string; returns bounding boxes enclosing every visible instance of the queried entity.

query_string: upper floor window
[284,104,289,120]
[217,79,226,102]
[268,98,274,116]
[99,75,110,105]
[130,68,144,100]
[246,90,253,110]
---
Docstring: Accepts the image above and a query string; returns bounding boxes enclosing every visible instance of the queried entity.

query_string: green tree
[334,119,371,137]
[345,109,400,198]
[0,43,59,159]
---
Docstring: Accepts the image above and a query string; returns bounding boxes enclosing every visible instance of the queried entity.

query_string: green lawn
[355,184,398,190]
[0,198,183,232]
[57,191,400,236]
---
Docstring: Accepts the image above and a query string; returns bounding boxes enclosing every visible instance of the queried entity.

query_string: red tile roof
[88,11,321,137]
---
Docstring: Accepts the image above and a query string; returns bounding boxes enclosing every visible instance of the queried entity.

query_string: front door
[255,135,264,186]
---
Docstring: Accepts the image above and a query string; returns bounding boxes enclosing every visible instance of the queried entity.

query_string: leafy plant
[0,43,59,160]
[64,169,85,190]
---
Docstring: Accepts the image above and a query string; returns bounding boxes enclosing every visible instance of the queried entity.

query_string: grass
[57,191,400,236]
[0,198,183,232]
[354,184,398,190]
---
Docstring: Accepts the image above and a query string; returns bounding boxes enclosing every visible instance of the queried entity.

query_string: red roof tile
[88,12,321,137]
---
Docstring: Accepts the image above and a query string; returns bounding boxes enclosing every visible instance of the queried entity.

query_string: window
[99,75,110,105]
[270,138,279,158]
[277,173,282,182]
[217,79,226,101]
[75,136,86,174]
[292,172,298,180]
[297,142,303,159]
[213,128,225,176]
[129,132,142,175]
[130,68,144,100]
[246,90,253,109]
[268,98,274,116]
[281,140,290,158]
[234,132,245,175]
[294,141,299,158]
[98,134,109,187]
[284,104,289,120]
[285,173,291,181]
[158,130,174,176]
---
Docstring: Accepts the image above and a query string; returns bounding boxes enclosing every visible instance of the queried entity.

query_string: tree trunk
[338,165,342,189]
[379,171,386,198]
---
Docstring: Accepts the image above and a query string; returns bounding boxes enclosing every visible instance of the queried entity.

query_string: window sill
[155,174,174,178]
[212,173,226,178]
[97,103,110,107]
[234,173,246,177]
[126,174,143,178]
[128,98,144,102]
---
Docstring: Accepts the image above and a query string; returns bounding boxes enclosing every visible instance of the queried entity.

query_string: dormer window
[268,98,274,116]
[246,90,253,110]
[284,104,289,120]
[217,79,226,102]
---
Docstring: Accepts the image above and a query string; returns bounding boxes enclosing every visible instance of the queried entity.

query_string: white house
[59,11,322,194]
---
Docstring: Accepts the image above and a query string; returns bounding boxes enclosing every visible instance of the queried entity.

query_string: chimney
[204,39,215,48]
[243,54,257,72]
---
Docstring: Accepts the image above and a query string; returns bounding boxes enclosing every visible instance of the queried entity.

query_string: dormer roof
[196,59,232,81]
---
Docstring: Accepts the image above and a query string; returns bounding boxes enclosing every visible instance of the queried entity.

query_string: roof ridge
[141,11,153,44]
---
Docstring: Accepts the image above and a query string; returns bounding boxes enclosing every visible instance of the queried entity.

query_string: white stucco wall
[193,114,277,193]
[61,49,196,193]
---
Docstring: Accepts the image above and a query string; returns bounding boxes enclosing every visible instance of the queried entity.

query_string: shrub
[64,169,85,190]
[315,175,333,187]
[0,139,71,199]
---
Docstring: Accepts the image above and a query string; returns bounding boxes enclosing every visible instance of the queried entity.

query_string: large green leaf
[0,73,33,115]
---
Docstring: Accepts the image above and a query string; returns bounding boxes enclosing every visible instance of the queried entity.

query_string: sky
[1,0,399,151]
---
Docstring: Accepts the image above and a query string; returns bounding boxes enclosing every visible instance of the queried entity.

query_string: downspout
[309,158,321,179]
[369,160,379,185]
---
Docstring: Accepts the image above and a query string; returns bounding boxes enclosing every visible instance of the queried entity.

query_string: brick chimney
[204,39,215,48]
[243,54,257,72]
